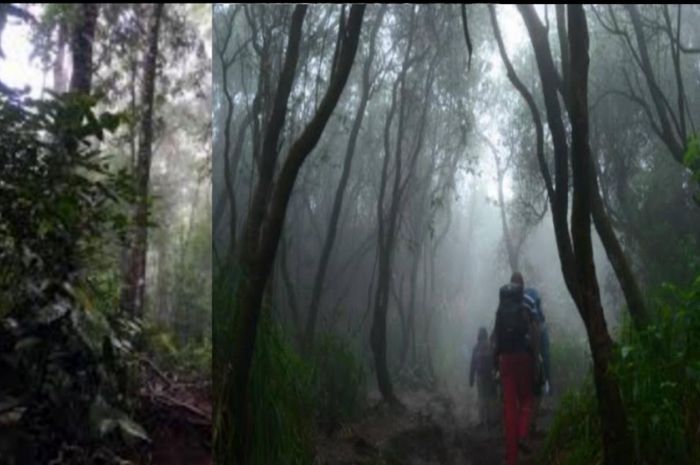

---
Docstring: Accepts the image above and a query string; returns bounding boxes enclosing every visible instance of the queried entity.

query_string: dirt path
[315,389,554,465]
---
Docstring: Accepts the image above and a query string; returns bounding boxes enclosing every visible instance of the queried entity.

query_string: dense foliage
[541,275,700,465]
[0,93,149,463]
[214,277,367,465]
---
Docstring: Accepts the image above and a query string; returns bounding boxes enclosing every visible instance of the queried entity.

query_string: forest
[213,4,700,465]
[1,3,699,465]
[1,4,211,465]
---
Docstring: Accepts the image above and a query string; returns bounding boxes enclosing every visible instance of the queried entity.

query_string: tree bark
[590,181,649,329]
[69,4,98,94]
[517,5,578,296]
[564,6,651,329]
[120,4,164,317]
[567,7,635,463]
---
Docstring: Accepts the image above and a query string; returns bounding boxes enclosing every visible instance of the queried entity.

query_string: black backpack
[494,283,530,355]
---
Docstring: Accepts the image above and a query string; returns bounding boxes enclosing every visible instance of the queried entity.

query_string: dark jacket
[470,339,494,386]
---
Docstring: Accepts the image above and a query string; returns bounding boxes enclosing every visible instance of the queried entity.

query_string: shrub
[539,380,602,465]
[612,276,700,465]
[311,333,367,433]
[213,265,315,465]
[249,313,315,465]
[540,274,700,465]
[0,92,146,463]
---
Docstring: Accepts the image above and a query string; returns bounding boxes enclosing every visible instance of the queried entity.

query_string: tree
[592,5,699,202]
[68,4,98,94]
[217,6,365,463]
[304,6,386,351]
[120,3,165,317]
[369,6,439,404]
[491,5,635,463]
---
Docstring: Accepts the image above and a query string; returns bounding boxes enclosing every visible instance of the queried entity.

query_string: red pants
[499,353,534,465]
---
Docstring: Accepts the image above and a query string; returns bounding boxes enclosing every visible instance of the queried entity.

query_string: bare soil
[314,388,554,465]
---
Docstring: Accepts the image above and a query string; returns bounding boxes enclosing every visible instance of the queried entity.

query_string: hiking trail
[315,388,554,465]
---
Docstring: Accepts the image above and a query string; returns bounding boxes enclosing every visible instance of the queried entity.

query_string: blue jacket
[523,287,545,324]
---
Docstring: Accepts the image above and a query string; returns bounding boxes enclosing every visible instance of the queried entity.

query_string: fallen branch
[137,356,173,387]
[147,390,212,426]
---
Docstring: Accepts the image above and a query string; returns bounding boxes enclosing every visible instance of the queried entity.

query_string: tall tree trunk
[304,7,386,351]
[400,244,420,370]
[494,149,518,272]
[567,7,635,463]
[279,232,301,338]
[220,7,365,464]
[53,20,68,93]
[371,123,398,401]
[516,5,578,296]
[476,131,519,271]
[590,182,649,329]
[120,4,164,317]
[68,4,98,94]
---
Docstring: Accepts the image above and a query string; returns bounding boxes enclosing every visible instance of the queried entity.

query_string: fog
[213,4,700,453]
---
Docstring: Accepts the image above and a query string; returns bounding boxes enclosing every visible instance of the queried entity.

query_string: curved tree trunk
[494,5,635,464]
[221,7,365,463]
[590,182,649,329]
[568,7,635,463]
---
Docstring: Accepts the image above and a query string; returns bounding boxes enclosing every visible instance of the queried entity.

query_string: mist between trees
[214,4,700,465]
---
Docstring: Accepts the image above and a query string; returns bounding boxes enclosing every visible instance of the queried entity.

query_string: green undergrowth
[540,275,700,465]
[213,261,367,464]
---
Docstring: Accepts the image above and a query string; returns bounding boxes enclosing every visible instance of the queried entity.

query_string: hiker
[469,327,497,427]
[492,272,540,465]
[523,287,551,433]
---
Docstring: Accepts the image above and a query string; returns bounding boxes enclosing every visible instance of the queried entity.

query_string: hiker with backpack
[492,272,540,465]
[523,286,552,435]
[469,327,497,428]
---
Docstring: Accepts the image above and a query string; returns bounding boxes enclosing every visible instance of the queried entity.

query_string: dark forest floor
[315,388,555,465]
[137,368,212,465]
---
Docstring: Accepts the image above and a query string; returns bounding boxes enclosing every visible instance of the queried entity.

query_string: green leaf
[621,345,634,359]
[14,337,41,352]
[89,395,150,444]
[116,417,150,444]
[56,196,78,223]
[686,365,700,381]
[99,112,122,132]
[684,135,700,180]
